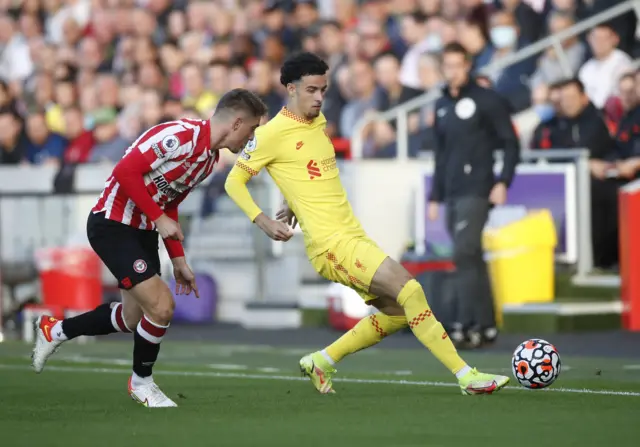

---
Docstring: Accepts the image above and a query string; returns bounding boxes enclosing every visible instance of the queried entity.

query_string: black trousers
[591,177,620,269]
[445,196,496,330]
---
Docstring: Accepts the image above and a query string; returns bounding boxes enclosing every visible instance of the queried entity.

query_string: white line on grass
[2,363,639,397]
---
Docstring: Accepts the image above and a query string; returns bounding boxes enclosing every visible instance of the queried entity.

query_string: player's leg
[125,274,177,407]
[32,213,143,373]
[300,296,409,393]
[322,297,407,364]
[299,246,409,393]
[369,256,509,395]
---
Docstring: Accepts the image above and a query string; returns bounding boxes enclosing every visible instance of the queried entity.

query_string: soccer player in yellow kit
[225,52,509,395]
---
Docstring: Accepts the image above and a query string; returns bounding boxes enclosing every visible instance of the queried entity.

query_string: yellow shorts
[310,236,389,302]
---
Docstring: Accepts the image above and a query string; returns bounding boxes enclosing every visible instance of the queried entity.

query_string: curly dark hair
[279,52,329,86]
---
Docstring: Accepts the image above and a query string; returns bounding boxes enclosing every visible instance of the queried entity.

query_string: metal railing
[351,0,640,159]
[520,149,593,280]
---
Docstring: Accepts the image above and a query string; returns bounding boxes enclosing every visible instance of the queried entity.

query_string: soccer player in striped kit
[31,89,268,408]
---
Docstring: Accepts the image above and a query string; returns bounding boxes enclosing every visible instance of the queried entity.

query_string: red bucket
[35,247,103,311]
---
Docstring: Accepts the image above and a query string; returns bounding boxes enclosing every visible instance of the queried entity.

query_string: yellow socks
[397,279,467,375]
[324,313,408,363]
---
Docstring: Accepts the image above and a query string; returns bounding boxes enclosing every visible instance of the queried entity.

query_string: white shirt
[0,35,33,82]
[579,49,633,109]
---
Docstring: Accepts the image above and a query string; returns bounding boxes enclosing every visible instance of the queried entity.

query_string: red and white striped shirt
[93,119,218,231]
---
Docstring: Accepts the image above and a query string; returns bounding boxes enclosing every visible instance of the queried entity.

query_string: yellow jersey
[225,108,366,258]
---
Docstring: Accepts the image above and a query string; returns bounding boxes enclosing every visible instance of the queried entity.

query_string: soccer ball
[511,339,561,389]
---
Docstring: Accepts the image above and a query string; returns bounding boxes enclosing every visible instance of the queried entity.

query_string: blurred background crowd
[0,0,639,167]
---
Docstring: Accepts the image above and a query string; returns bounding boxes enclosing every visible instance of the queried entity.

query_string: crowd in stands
[0,0,638,166]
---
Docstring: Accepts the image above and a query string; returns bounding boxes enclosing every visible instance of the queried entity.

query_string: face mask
[490,26,517,49]
[534,103,556,122]
[425,33,442,52]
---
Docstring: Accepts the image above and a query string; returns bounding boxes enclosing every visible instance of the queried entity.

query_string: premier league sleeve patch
[161,135,180,153]
[244,136,257,153]
[240,136,257,160]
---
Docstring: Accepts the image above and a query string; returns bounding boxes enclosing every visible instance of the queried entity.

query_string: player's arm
[162,191,188,259]
[224,136,293,241]
[112,124,194,239]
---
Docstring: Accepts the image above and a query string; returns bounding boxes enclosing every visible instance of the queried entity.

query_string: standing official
[428,43,520,348]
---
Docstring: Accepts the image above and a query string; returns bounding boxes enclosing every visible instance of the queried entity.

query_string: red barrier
[619,181,640,331]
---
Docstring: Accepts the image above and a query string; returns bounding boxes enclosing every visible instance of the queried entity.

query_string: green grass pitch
[1,339,639,446]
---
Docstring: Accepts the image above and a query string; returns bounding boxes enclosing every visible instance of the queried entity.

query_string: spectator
[371,52,422,155]
[159,43,185,98]
[529,12,586,90]
[399,11,431,90]
[318,20,348,138]
[181,63,217,118]
[248,59,283,119]
[358,18,396,61]
[0,14,34,85]
[140,89,164,130]
[339,59,378,142]
[579,24,633,109]
[24,111,66,165]
[457,17,494,73]
[486,9,537,112]
[530,81,564,149]
[613,74,640,180]
[0,108,27,164]
[499,0,544,43]
[555,78,618,269]
[63,105,94,164]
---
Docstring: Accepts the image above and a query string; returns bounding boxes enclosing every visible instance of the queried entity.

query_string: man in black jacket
[554,78,617,269]
[428,42,521,348]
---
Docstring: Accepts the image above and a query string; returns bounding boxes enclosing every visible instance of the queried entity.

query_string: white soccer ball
[511,339,561,389]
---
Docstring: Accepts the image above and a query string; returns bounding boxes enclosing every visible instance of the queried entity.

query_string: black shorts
[87,212,161,290]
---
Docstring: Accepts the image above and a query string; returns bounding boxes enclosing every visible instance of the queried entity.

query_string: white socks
[51,321,68,341]
[320,349,336,366]
[131,372,154,388]
[455,365,472,379]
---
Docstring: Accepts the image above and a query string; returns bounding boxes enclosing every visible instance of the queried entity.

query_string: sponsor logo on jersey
[296,141,304,150]
[307,160,321,179]
[152,143,165,159]
[320,156,337,172]
[152,174,180,200]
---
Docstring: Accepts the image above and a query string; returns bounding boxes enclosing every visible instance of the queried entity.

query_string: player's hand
[427,201,440,221]
[275,204,298,229]
[255,213,294,241]
[155,214,184,241]
[489,182,507,206]
[172,257,199,298]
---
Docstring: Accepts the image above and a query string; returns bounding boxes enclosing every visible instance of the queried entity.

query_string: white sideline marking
[2,364,640,397]
[207,363,248,371]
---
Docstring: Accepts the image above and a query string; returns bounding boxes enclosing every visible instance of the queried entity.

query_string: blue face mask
[490,26,517,49]
[534,103,556,122]
[425,33,442,53]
